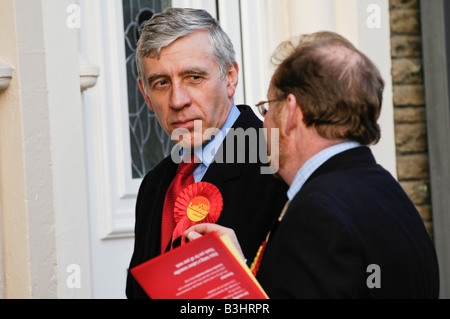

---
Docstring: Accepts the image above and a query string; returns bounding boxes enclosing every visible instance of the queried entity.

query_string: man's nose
[170,83,191,110]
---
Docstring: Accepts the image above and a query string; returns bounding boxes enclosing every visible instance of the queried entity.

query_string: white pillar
[0,0,93,298]
[356,0,397,178]
[0,0,56,298]
[289,0,335,34]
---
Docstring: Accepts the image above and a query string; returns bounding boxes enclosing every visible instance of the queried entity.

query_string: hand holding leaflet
[131,231,268,299]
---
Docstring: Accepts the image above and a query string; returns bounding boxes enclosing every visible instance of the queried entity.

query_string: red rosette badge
[172,182,223,245]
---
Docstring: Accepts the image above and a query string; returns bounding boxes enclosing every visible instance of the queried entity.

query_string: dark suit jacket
[126,105,288,298]
[257,146,440,298]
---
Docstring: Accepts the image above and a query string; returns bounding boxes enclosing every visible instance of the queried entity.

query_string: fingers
[183,223,213,242]
[183,223,234,243]
[184,223,230,237]
[183,223,246,261]
[184,230,202,241]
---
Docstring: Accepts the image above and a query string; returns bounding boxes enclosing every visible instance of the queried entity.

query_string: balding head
[271,37,384,145]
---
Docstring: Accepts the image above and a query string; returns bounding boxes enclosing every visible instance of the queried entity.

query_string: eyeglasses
[255,100,279,117]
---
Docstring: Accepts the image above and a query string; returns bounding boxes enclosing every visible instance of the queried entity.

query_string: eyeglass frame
[255,99,281,117]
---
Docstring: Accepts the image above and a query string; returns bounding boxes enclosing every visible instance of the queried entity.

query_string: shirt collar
[182,104,241,167]
[287,141,362,200]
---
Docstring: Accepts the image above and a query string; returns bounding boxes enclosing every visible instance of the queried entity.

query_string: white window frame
[81,0,143,239]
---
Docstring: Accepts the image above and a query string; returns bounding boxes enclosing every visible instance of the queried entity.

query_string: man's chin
[173,135,204,151]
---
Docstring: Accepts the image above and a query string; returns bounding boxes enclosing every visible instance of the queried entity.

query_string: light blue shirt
[182,105,241,182]
[287,141,362,201]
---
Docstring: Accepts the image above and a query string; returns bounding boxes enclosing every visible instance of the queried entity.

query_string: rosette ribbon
[172,182,223,247]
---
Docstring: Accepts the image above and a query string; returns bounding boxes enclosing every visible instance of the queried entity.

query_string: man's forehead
[144,61,212,79]
[142,51,214,74]
[142,49,217,75]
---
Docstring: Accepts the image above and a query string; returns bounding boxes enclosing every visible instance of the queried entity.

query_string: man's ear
[226,62,239,99]
[138,78,154,112]
[284,93,302,135]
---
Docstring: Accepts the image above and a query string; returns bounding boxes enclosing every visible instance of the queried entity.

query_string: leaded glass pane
[123,0,174,178]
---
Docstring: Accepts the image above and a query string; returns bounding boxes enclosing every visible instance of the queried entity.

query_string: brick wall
[389,0,433,234]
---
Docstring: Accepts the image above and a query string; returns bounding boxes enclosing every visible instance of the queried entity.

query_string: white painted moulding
[79,54,100,92]
[0,60,13,91]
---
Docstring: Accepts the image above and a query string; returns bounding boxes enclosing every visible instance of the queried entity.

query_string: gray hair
[136,7,236,85]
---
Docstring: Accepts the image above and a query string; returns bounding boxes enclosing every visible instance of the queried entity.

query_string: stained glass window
[123,0,174,178]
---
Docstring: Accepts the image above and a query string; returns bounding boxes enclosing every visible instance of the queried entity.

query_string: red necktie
[161,156,200,254]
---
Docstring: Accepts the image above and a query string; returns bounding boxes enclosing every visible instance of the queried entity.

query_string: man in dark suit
[126,8,287,298]
[186,32,440,298]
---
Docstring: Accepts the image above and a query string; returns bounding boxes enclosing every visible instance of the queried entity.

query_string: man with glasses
[186,31,439,298]
[126,7,287,298]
